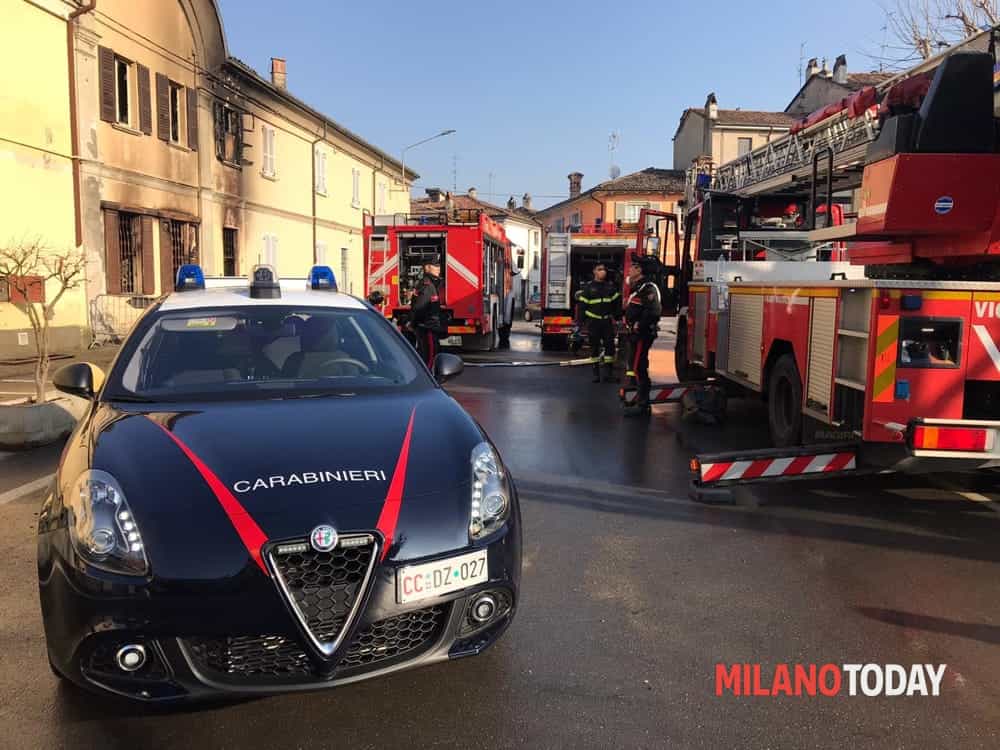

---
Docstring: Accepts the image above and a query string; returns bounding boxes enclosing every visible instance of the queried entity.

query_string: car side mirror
[433,353,464,384]
[53,362,103,400]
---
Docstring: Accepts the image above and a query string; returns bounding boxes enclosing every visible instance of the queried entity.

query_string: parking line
[0,474,54,506]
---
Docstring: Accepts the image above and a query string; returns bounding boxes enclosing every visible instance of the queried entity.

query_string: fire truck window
[898,318,961,368]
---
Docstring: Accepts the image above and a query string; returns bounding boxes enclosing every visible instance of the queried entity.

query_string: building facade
[785,57,892,118]
[672,94,796,171]
[1,0,413,357]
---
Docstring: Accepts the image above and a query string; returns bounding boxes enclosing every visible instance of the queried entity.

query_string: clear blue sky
[218,0,888,208]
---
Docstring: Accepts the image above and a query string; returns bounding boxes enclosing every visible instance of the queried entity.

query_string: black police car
[38,265,521,702]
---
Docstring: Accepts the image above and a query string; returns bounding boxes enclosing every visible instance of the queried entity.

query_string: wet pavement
[1,326,999,748]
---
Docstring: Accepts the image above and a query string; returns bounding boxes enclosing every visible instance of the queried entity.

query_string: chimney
[806,58,820,79]
[705,92,718,121]
[522,193,532,210]
[832,54,848,85]
[820,58,832,78]
[507,196,517,210]
[703,93,718,158]
[271,57,287,89]
[425,187,444,202]
[568,172,583,199]
[468,187,478,200]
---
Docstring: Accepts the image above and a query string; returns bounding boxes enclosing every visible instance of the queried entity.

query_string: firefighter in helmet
[624,256,662,416]
[577,263,622,382]
[410,254,444,368]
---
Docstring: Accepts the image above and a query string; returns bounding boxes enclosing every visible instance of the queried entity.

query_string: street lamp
[399,129,456,192]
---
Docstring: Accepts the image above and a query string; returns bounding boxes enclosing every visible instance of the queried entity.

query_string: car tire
[768,353,803,448]
[523,309,532,322]
[48,655,67,681]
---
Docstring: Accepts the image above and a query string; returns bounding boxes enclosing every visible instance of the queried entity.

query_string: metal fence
[89,294,157,346]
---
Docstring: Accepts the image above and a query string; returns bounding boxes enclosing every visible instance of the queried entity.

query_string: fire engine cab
[363,209,516,351]
[653,42,1000,493]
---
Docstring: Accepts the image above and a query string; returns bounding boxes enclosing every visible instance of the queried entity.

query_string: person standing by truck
[410,254,444,368]
[624,258,662,415]
[577,264,621,382]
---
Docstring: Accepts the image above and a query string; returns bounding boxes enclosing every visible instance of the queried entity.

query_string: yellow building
[0,0,88,356]
[1,0,413,355]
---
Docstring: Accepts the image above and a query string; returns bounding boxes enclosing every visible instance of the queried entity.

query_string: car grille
[269,535,378,651]
[185,606,448,684]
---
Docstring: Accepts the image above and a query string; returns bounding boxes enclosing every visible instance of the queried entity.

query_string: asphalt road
[1,326,999,748]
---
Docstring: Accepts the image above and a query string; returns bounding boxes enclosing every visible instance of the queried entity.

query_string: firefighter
[410,254,444,368]
[623,257,662,416]
[577,264,621,382]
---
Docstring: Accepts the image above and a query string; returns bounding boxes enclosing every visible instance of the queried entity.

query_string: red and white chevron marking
[623,386,691,405]
[698,452,857,484]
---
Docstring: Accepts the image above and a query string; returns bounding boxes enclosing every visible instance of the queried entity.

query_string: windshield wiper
[107,394,157,403]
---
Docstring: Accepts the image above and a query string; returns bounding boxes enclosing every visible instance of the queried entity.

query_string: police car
[38,264,521,702]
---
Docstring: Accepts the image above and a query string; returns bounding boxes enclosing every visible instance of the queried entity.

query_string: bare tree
[874,0,998,67]
[0,239,86,403]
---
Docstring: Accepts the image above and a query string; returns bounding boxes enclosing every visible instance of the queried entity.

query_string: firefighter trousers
[628,334,654,405]
[587,318,616,376]
[416,328,438,369]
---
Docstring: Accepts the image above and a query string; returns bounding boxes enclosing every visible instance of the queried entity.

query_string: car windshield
[105,306,426,402]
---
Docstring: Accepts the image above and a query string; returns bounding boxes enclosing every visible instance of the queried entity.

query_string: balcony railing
[556,222,640,236]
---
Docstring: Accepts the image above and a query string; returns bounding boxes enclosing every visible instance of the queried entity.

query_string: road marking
[0,379,38,383]
[0,474,54,506]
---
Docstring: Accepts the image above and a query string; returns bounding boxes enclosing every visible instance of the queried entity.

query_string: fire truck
[642,42,1000,495]
[363,209,516,351]
[539,216,679,350]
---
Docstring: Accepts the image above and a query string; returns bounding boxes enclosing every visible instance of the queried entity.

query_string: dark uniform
[411,270,443,368]
[624,268,662,412]
[577,278,621,382]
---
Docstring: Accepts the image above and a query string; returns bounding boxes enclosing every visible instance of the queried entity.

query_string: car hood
[79,390,486,577]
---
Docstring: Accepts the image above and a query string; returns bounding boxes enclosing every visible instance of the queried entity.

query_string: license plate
[441,336,462,346]
[396,551,488,604]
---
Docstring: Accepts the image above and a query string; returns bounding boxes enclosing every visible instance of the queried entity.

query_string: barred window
[118,212,142,294]
[167,221,199,283]
[223,227,238,277]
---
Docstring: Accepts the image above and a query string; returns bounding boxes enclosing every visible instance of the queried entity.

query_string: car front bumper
[38,522,520,702]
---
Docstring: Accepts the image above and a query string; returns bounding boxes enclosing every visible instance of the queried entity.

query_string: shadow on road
[856,607,1000,646]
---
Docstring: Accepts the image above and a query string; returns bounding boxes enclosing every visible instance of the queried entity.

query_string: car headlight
[470,442,510,540]
[66,469,148,575]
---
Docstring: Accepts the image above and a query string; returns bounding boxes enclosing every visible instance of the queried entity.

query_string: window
[108,307,427,403]
[315,148,328,195]
[376,181,387,213]
[532,230,540,246]
[261,125,277,177]
[165,221,199,284]
[554,218,565,232]
[351,169,361,208]
[115,56,132,126]
[340,247,351,294]
[315,241,327,265]
[213,103,244,165]
[616,202,649,224]
[570,212,582,229]
[263,234,279,268]
[737,137,753,157]
[899,318,962,368]
[223,228,238,276]
[168,82,184,144]
[118,212,142,294]
[532,252,540,271]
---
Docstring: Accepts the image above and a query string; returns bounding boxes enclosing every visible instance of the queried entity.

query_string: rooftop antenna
[879,11,893,72]
[798,41,806,85]
[451,154,460,192]
[608,130,621,180]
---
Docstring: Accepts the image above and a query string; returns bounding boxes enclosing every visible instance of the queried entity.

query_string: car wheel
[523,309,532,322]
[768,353,803,448]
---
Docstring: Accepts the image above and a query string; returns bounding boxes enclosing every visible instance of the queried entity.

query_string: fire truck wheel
[768,354,803,448]
[674,319,691,381]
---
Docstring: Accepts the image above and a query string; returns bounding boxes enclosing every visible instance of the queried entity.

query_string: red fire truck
[639,43,1000,495]
[363,209,516,351]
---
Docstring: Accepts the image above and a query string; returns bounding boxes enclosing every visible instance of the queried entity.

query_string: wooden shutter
[98,46,116,123]
[140,216,155,294]
[160,219,174,294]
[155,73,170,141]
[137,64,152,135]
[103,210,122,294]
[186,87,198,150]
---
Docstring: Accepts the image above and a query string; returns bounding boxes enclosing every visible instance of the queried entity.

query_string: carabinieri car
[38,264,521,702]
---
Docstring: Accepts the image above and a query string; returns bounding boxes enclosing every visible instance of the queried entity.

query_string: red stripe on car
[150,419,270,575]
[376,407,417,560]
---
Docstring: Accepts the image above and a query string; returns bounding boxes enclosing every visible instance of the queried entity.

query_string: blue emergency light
[309,265,338,291]
[175,264,205,291]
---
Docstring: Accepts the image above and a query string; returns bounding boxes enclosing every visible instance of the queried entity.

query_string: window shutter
[155,73,170,141]
[160,220,175,293]
[137,64,152,135]
[269,128,276,174]
[321,153,327,193]
[186,87,198,150]
[213,102,225,159]
[98,46,116,123]
[103,210,122,294]
[140,216,155,294]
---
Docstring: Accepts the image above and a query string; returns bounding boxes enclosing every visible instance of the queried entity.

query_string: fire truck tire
[768,354,803,448]
[674,319,691,382]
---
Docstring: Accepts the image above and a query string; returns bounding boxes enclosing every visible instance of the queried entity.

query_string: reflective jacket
[577,279,621,322]
[411,273,443,332]
[625,278,661,338]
